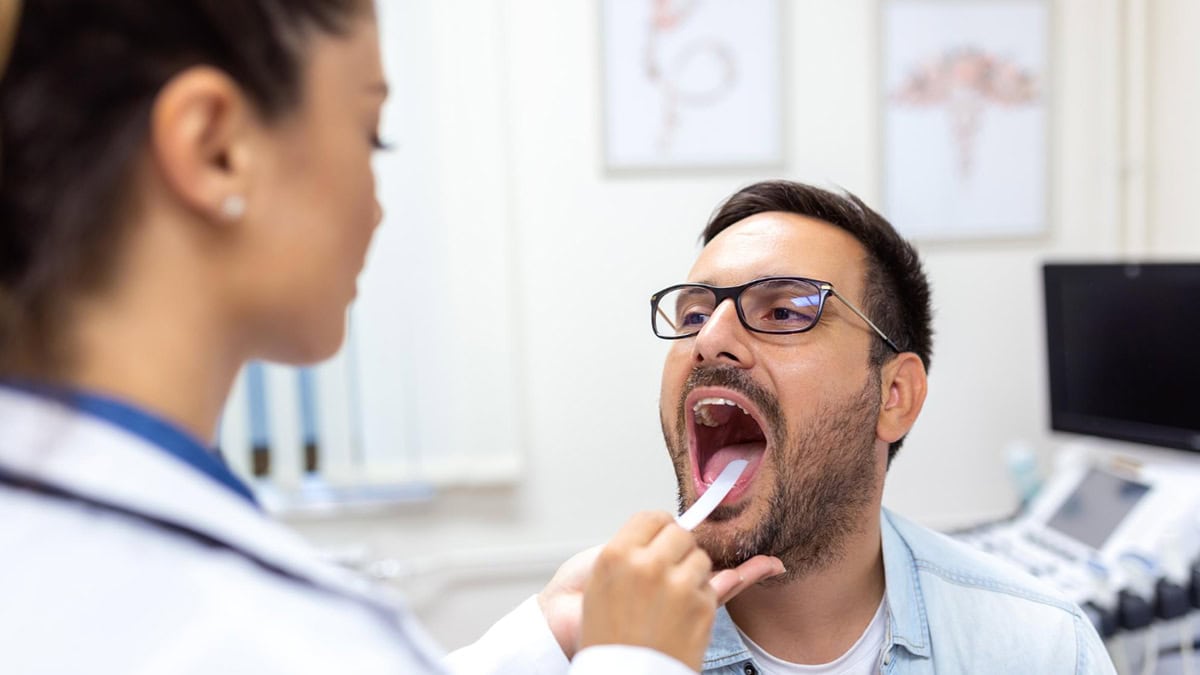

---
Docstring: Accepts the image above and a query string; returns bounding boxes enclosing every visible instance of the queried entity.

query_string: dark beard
[662,365,881,582]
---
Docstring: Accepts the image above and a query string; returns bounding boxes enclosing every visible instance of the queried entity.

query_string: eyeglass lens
[654,278,825,337]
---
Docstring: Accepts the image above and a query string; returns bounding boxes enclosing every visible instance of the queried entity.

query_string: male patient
[652,180,1115,673]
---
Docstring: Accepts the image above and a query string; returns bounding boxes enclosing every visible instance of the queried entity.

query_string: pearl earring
[220,194,246,221]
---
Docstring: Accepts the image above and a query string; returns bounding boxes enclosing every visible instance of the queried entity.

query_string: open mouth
[686,387,770,505]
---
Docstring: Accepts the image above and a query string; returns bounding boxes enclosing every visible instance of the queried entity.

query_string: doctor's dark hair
[0,0,371,377]
[701,180,933,463]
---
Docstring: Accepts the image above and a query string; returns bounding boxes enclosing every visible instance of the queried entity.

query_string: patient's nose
[692,300,753,368]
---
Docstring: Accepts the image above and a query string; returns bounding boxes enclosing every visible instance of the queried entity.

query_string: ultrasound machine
[953,263,1200,673]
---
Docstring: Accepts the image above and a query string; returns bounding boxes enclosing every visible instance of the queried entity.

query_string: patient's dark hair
[0,0,370,376]
[702,180,933,463]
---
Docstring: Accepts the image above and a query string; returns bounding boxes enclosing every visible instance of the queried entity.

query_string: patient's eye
[767,306,814,323]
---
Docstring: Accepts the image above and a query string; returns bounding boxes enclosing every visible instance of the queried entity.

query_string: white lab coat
[0,387,693,675]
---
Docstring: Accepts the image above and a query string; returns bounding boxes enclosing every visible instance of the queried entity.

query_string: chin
[266,317,348,365]
[694,521,762,571]
[301,326,348,364]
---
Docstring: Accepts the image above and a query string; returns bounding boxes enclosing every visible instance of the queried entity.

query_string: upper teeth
[692,397,751,427]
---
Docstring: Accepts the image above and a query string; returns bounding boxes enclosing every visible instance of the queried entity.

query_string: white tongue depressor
[675,459,748,531]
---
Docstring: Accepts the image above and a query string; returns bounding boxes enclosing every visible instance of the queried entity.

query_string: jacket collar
[1,380,259,506]
[0,386,390,609]
[702,508,932,668]
[879,507,932,658]
[704,605,753,670]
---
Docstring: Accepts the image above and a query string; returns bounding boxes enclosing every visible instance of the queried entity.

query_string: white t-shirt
[736,597,888,675]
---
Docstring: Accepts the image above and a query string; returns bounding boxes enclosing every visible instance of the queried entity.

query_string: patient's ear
[877,352,927,444]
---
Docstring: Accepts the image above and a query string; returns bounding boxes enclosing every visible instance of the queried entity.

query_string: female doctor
[0,0,782,673]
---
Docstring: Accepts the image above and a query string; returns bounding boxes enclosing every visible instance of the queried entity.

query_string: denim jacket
[701,509,1116,674]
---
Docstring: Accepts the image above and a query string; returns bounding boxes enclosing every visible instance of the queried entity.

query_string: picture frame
[601,0,784,172]
[880,0,1051,240]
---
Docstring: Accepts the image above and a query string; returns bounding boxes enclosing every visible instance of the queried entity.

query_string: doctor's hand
[538,518,784,662]
[708,554,787,604]
[580,511,714,670]
[537,544,602,660]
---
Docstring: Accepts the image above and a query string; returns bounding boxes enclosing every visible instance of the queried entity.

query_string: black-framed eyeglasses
[650,276,900,353]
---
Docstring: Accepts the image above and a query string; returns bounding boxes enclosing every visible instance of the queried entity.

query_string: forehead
[688,211,870,294]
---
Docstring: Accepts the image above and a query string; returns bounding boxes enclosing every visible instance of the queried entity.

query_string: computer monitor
[1043,467,1150,550]
[1043,262,1200,453]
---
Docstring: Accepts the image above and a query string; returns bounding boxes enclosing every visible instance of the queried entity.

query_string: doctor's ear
[148,66,257,224]
[876,352,927,445]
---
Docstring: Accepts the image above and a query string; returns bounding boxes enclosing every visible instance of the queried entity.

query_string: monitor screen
[1044,263,1200,453]
[1045,468,1150,550]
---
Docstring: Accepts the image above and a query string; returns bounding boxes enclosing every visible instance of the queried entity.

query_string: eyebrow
[689,273,813,286]
[366,81,390,97]
[675,286,711,300]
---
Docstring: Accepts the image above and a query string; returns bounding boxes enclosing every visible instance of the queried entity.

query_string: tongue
[703,442,764,483]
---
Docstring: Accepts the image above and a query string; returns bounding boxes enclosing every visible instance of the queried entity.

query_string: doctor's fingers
[604,510,675,552]
[674,548,716,592]
[647,518,705,565]
[711,554,786,605]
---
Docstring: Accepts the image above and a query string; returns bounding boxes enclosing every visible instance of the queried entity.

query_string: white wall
[287,0,1200,650]
[1148,1,1200,254]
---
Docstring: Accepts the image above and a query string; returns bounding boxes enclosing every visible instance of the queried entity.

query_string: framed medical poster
[601,0,784,172]
[881,0,1050,239]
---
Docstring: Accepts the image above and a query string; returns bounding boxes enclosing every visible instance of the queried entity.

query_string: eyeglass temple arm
[826,287,901,353]
[655,303,678,332]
